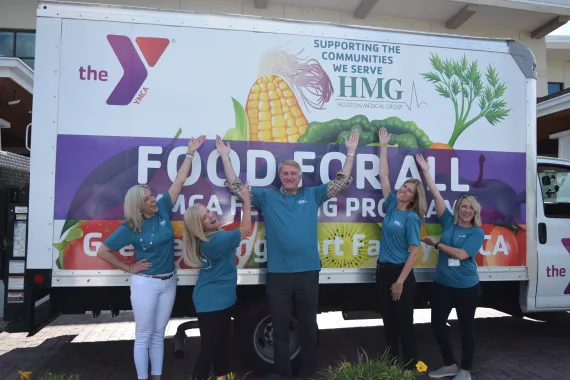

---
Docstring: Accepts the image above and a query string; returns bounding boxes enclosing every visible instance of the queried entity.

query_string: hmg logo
[78,35,170,106]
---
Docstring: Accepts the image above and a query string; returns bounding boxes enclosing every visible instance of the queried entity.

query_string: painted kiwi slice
[318,222,381,268]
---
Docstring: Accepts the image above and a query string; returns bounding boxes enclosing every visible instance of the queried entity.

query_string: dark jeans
[193,305,233,380]
[431,282,481,371]
[266,270,319,377]
[375,262,417,370]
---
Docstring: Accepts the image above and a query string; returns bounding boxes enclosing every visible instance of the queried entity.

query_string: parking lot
[1,307,569,380]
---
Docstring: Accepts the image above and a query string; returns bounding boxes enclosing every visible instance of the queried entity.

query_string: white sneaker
[428,364,459,378]
[452,371,471,380]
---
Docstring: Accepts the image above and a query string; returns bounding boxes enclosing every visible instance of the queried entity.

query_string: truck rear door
[536,159,570,309]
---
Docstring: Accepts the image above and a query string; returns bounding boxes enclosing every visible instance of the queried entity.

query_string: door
[536,162,570,309]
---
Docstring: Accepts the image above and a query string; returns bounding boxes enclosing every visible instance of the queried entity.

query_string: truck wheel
[234,298,302,376]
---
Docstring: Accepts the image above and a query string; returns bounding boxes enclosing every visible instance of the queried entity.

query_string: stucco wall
[0,0,550,96]
[547,59,570,89]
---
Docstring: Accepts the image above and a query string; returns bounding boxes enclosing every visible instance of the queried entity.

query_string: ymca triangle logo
[106,35,170,106]
[136,37,170,67]
[561,238,570,295]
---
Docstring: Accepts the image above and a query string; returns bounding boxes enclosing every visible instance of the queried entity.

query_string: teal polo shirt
[434,209,485,289]
[193,229,241,313]
[104,193,175,276]
[251,184,328,273]
[378,191,421,265]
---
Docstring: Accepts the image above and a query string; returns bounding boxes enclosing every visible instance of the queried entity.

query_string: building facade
[1,0,570,156]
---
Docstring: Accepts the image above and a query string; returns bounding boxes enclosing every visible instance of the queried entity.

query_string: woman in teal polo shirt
[97,135,206,380]
[377,127,427,372]
[415,154,484,380]
[182,184,252,380]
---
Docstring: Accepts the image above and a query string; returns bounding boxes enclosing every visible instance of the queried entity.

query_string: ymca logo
[106,35,170,106]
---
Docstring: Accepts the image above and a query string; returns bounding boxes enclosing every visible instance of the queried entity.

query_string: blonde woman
[377,127,427,372]
[183,184,252,380]
[415,154,484,380]
[97,135,206,380]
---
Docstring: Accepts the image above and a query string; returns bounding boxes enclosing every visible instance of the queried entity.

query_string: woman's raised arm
[378,128,392,199]
[168,135,206,204]
[237,183,252,239]
[415,153,446,218]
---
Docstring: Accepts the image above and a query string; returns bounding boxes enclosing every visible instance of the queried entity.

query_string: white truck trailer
[3,0,570,373]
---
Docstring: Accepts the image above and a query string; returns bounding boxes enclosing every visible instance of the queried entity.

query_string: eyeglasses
[458,193,478,200]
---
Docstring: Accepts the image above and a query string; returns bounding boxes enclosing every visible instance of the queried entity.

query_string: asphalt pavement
[1,307,569,379]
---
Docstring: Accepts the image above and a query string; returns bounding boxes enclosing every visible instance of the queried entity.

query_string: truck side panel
[33,2,530,288]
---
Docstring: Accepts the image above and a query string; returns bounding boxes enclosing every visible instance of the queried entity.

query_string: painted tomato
[476,225,520,267]
[515,227,527,266]
[58,220,136,270]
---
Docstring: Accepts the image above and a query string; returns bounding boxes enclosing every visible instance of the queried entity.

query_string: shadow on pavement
[0,313,569,380]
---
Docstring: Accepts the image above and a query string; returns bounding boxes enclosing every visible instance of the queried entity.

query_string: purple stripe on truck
[54,134,526,225]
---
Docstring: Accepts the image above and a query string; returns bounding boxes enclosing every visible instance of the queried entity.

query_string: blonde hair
[453,195,482,227]
[182,204,214,268]
[403,178,427,219]
[278,160,302,175]
[124,184,149,233]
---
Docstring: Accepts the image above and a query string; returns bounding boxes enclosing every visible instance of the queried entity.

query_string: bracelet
[186,152,194,158]
[347,153,355,157]
[435,242,440,250]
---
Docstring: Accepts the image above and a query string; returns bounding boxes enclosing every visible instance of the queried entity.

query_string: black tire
[234,297,302,376]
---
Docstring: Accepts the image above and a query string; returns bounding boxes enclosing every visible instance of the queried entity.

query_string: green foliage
[53,220,85,269]
[223,98,249,140]
[32,373,81,380]
[421,53,511,147]
[316,349,426,380]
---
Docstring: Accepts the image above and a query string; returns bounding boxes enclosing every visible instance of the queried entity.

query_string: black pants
[193,305,233,380]
[266,270,319,377]
[431,282,481,371]
[375,262,417,370]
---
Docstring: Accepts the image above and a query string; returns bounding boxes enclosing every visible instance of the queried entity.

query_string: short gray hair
[278,160,302,175]
[124,184,148,232]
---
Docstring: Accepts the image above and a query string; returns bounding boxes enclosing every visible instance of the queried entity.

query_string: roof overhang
[550,129,570,139]
[546,34,570,61]
[538,91,570,118]
[537,89,570,142]
[0,58,34,154]
[0,58,33,95]
[248,0,570,37]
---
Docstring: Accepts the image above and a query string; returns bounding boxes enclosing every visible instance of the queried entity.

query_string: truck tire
[234,297,302,376]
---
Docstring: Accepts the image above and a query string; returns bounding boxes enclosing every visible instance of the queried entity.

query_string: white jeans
[130,274,177,379]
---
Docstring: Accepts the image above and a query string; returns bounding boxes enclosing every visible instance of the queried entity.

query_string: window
[538,164,570,218]
[548,82,564,95]
[0,30,35,69]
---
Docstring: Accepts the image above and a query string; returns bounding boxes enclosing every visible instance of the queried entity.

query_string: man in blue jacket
[215,130,359,379]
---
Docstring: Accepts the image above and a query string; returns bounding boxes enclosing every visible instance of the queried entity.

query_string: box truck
[4,0,570,373]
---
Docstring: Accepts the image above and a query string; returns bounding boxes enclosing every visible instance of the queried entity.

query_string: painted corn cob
[245,49,334,143]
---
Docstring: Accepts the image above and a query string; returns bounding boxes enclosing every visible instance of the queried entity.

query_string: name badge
[448,259,460,267]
